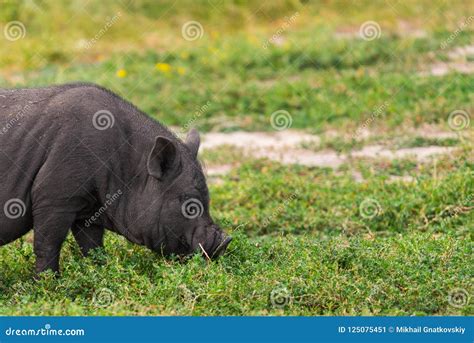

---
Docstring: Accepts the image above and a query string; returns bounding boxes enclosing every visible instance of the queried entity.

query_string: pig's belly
[0,208,33,245]
[0,147,35,245]
[0,164,34,245]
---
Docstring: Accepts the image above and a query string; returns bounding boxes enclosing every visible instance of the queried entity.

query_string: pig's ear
[185,128,200,158]
[147,136,181,180]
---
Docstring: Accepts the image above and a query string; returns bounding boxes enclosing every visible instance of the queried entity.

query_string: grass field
[0,0,473,315]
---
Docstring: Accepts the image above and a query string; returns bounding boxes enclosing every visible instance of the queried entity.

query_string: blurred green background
[0,0,472,132]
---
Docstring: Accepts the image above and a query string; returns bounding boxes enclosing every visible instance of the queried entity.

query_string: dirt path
[422,45,474,76]
[201,129,461,177]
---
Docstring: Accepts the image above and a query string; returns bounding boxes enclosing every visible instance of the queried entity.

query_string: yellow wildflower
[180,52,189,60]
[155,63,171,73]
[116,69,127,78]
[177,67,186,75]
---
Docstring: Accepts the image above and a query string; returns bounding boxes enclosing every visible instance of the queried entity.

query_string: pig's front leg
[33,211,75,275]
[72,221,104,257]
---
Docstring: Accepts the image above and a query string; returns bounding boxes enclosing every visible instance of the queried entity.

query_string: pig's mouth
[210,235,232,259]
[154,224,232,259]
[199,233,232,260]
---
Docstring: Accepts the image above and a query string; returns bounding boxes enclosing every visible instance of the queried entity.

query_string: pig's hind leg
[71,220,104,257]
[31,154,93,275]
[33,210,75,274]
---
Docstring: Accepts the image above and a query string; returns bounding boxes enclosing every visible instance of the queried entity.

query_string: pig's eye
[180,196,204,219]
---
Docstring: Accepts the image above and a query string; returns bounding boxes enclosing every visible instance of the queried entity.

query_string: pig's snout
[203,225,232,259]
[211,235,232,259]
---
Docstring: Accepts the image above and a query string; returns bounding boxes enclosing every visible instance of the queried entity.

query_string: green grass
[0,159,472,315]
[2,2,473,133]
[393,136,460,148]
[0,0,473,316]
[2,38,473,133]
[1,0,472,70]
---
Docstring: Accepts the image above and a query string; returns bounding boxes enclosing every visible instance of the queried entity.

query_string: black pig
[0,83,231,275]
